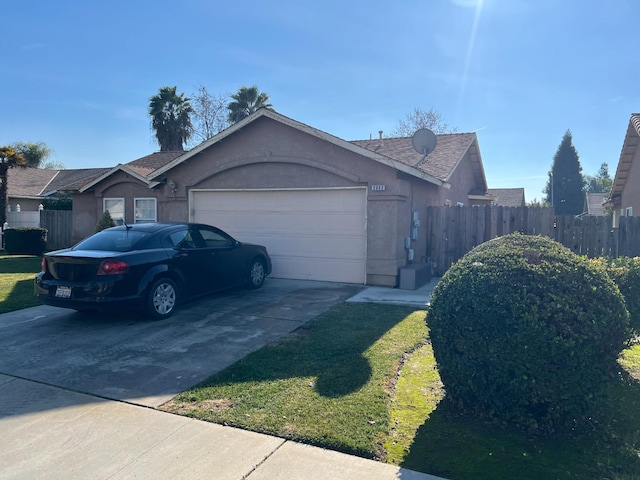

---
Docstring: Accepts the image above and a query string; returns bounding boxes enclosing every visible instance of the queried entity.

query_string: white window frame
[626,206,633,217]
[103,198,125,225]
[134,197,157,223]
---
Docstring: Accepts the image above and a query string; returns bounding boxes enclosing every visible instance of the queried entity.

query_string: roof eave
[79,165,150,192]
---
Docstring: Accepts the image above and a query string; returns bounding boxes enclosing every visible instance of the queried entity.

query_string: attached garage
[190,188,367,283]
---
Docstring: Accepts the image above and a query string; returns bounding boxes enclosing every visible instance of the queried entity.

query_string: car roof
[105,222,201,234]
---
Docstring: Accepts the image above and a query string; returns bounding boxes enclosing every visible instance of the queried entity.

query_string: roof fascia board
[445,134,489,191]
[39,170,60,195]
[609,117,639,201]
[79,164,149,192]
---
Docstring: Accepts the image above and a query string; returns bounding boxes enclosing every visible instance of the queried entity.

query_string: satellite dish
[412,128,437,156]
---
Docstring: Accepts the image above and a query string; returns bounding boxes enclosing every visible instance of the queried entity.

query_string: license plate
[55,286,72,299]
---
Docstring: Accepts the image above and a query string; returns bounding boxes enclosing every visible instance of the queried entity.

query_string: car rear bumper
[34,274,143,312]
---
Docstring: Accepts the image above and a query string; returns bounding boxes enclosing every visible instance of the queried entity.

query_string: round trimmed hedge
[428,233,629,434]
[591,256,640,337]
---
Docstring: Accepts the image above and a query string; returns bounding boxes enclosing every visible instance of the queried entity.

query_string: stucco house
[9,109,494,286]
[7,167,109,213]
[606,113,640,225]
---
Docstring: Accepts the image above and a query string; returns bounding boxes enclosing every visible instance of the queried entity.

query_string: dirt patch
[159,398,234,414]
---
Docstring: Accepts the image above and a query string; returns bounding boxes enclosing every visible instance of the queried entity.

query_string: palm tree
[227,85,272,124]
[0,146,27,225]
[149,86,194,151]
[11,141,52,168]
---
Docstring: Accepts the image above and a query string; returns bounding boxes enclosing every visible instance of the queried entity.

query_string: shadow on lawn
[0,255,41,273]
[195,304,414,398]
[0,278,40,314]
[402,374,640,480]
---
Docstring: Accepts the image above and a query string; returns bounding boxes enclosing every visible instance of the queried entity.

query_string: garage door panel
[191,189,366,283]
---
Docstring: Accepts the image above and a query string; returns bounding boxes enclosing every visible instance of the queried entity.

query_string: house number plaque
[371,185,386,191]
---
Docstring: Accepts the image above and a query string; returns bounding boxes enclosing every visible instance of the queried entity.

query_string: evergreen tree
[95,210,116,233]
[544,130,585,215]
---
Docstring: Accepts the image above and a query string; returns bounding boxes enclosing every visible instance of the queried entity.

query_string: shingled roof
[582,192,606,216]
[350,133,479,183]
[487,188,525,207]
[7,152,184,199]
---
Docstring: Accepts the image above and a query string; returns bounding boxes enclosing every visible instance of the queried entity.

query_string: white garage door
[190,188,367,283]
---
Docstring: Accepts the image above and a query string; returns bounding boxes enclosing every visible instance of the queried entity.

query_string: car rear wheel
[248,259,266,289]
[147,278,178,319]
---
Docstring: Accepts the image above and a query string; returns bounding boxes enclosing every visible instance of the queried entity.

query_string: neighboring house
[7,167,109,212]
[606,113,640,226]
[487,188,525,207]
[11,109,494,287]
[580,192,606,216]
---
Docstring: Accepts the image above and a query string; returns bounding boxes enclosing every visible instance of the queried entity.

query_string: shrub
[591,256,640,337]
[428,233,629,435]
[4,227,47,255]
[41,198,72,210]
[95,210,115,233]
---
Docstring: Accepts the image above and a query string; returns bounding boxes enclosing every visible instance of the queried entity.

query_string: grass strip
[163,303,427,459]
[0,254,41,313]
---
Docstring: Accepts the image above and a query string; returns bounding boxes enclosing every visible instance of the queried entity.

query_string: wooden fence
[40,210,73,250]
[424,206,640,275]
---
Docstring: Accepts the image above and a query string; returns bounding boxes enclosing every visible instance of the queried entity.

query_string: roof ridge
[39,170,60,195]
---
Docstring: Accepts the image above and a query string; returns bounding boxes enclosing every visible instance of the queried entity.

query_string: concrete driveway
[0,278,364,409]
[0,278,443,480]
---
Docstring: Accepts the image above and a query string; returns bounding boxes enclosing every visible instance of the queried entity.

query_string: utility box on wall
[398,262,432,290]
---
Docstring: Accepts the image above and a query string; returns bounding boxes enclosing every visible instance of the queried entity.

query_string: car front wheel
[146,278,178,319]
[248,259,266,289]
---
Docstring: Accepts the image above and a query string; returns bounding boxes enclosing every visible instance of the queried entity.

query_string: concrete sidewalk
[1,280,443,480]
[1,375,442,479]
[347,277,437,308]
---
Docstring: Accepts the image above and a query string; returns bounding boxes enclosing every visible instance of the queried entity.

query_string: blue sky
[2,0,637,201]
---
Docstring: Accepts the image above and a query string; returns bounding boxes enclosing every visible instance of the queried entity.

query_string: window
[198,226,233,248]
[135,198,157,223]
[104,198,124,224]
[168,228,196,249]
[626,206,633,217]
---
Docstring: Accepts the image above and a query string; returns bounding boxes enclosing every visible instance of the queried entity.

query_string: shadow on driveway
[0,279,364,417]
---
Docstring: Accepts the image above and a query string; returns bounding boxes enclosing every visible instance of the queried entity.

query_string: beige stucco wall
[74,117,484,286]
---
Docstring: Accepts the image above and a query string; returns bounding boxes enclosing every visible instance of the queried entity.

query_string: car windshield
[74,230,149,252]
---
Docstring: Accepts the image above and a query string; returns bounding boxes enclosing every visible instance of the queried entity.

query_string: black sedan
[35,222,272,319]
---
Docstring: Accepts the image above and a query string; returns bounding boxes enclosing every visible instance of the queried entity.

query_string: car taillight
[97,259,129,275]
[41,257,48,273]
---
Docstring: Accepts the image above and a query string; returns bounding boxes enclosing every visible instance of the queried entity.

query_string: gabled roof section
[487,188,526,207]
[148,109,445,187]
[351,133,486,189]
[79,164,148,192]
[78,151,184,192]
[607,113,640,206]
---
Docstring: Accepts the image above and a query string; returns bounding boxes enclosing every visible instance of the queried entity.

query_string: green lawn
[163,303,640,480]
[0,254,41,313]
